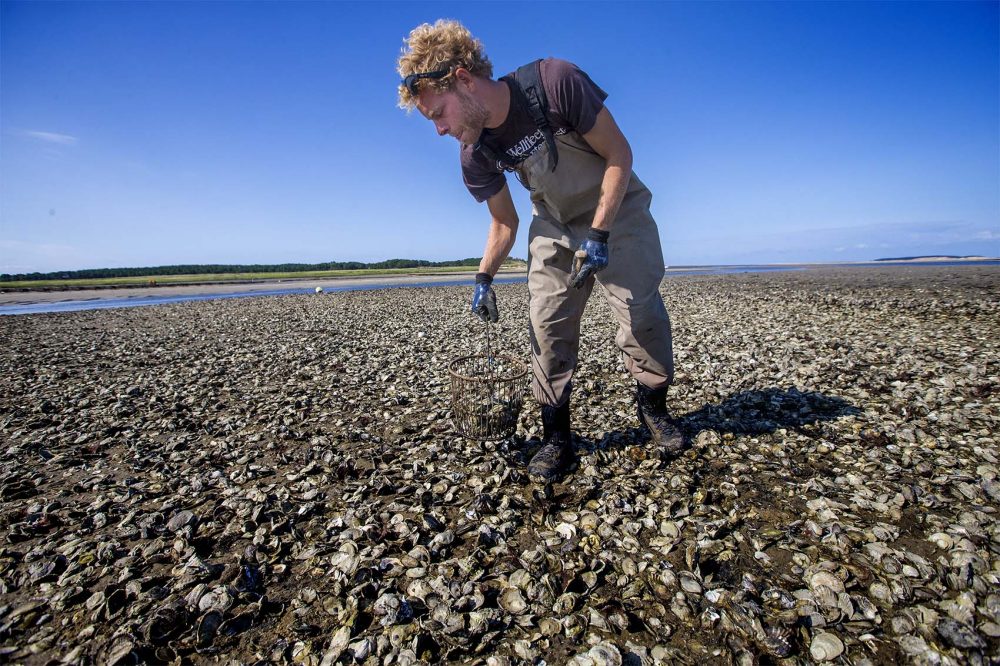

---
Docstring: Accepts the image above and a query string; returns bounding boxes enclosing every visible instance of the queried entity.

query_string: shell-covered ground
[1,266,997,665]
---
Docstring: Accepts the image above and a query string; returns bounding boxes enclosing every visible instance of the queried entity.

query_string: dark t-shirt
[460,58,608,203]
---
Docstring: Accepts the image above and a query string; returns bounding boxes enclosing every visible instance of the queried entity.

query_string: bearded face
[416,84,491,145]
[453,87,490,145]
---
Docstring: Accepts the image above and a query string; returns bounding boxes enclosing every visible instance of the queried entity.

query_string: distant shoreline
[872,255,994,263]
[0,270,523,306]
[4,256,997,295]
[666,257,998,269]
[0,267,528,296]
[6,256,998,294]
[2,260,998,312]
[0,265,525,293]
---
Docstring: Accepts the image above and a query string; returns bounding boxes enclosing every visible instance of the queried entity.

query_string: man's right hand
[471,272,499,322]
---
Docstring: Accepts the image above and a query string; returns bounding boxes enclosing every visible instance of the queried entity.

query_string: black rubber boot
[527,402,572,482]
[636,383,685,455]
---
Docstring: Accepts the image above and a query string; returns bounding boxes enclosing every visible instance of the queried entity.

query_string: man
[397,20,683,481]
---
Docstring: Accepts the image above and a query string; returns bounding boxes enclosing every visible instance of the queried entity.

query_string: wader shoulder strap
[473,136,513,172]
[474,59,559,173]
[513,59,558,172]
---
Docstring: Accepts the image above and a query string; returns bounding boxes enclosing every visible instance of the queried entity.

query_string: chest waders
[476,64,675,414]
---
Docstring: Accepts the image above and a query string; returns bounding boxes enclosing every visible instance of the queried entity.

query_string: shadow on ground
[677,385,862,436]
[567,386,862,456]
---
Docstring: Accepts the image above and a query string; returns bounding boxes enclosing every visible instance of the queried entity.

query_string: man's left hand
[569,228,609,289]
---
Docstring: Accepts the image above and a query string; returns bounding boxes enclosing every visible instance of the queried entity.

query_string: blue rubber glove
[569,228,610,289]
[471,272,499,322]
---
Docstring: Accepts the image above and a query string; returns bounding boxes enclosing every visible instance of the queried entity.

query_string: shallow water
[0,276,527,316]
[2,261,996,315]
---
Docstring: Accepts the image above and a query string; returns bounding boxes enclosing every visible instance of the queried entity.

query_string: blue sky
[1,1,997,274]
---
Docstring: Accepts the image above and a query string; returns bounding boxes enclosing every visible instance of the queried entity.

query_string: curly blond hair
[397,19,493,109]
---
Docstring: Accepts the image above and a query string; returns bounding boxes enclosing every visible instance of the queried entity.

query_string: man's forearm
[590,154,632,232]
[478,217,519,276]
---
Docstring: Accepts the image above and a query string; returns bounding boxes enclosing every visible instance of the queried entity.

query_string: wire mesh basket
[448,354,528,440]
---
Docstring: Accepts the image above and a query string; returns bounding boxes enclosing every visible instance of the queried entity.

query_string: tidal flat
[1,266,997,665]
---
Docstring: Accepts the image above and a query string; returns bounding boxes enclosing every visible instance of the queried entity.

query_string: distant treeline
[0,258,509,282]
